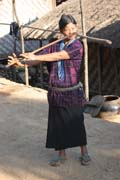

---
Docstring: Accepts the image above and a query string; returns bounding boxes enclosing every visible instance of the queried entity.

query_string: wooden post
[112,50,119,95]
[12,0,29,86]
[51,0,56,9]
[97,45,102,94]
[39,40,43,88]
[11,0,17,82]
[79,0,89,100]
[20,26,29,86]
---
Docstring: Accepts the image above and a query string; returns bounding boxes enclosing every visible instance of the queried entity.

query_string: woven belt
[49,82,83,92]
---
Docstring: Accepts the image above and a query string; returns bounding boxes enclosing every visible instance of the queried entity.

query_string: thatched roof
[23,0,120,48]
[0,0,52,57]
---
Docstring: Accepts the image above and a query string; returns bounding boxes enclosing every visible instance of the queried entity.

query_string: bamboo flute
[6,35,68,67]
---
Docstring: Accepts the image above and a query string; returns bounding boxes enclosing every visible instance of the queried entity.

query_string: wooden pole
[39,40,43,88]
[52,0,56,9]
[20,26,29,86]
[112,50,120,95]
[79,0,89,100]
[12,0,29,86]
[11,0,17,81]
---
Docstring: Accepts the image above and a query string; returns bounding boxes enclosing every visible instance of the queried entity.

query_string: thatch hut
[22,0,120,96]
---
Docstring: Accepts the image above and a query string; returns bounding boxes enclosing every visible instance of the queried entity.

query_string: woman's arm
[20,50,70,65]
[8,49,70,67]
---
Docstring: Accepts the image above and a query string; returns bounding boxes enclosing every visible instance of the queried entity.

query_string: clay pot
[99,95,120,123]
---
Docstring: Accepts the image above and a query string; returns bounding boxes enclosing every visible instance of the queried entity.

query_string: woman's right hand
[8,53,25,67]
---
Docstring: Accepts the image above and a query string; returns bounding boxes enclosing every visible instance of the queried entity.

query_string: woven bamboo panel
[88,44,120,97]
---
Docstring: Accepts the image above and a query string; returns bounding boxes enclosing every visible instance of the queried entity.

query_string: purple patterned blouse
[44,39,86,107]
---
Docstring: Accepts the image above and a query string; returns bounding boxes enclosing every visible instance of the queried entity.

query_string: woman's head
[59,14,77,39]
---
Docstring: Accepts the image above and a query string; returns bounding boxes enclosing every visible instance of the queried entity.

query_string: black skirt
[46,105,87,150]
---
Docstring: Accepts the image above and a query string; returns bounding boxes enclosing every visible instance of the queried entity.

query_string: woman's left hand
[20,52,41,66]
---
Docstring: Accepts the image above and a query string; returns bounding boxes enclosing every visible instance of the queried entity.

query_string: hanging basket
[98,95,120,123]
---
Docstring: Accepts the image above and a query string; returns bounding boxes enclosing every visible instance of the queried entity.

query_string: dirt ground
[0,77,120,180]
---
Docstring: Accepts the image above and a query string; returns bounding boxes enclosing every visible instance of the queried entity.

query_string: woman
[8,14,91,166]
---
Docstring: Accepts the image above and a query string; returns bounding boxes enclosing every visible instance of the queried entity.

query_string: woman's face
[61,22,77,40]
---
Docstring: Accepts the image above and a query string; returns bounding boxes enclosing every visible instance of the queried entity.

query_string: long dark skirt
[46,105,87,151]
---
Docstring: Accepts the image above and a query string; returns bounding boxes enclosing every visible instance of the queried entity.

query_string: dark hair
[59,14,77,31]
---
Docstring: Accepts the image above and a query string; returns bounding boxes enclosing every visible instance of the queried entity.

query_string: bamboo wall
[80,43,120,97]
